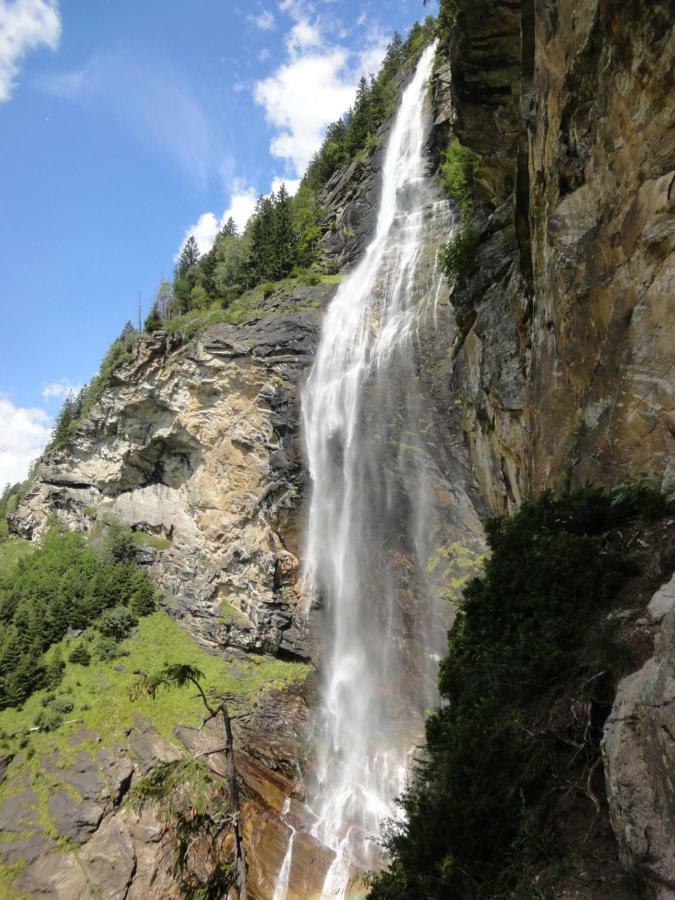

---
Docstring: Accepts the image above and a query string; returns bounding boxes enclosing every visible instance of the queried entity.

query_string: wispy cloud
[37,47,213,188]
[0,0,61,101]
[41,379,83,401]
[248,9,276,31]
[0,395,51,486]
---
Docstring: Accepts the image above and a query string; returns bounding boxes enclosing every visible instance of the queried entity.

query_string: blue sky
[0,0,433,486]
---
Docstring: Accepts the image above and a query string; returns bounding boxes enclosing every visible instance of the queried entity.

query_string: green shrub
[297,270,321,286]
[0,524,157,709]
[68,644,91,667]
[440,139,480,221]
[439,140,481,282]
[93,635,129,662]
[33,708,65,732]
[96,606,137,641]
[441,225,478,281]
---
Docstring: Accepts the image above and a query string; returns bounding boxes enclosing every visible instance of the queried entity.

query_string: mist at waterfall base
[284,42,478,898]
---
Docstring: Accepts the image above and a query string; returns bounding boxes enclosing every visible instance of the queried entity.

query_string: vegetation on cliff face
[439,139,481,281]
[368,484,671,899]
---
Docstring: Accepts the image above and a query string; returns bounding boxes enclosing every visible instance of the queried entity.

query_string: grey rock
[648,572,675,624]
[16,850,89,898]
[48,790,105,844]
[78,817,137,899]
[603,605,675,895]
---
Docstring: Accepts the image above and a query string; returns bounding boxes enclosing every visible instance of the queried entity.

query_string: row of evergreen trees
[142,19,437,331]
[143,182,320,330]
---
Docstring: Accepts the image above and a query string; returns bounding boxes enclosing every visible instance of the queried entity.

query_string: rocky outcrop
[0,683,320,899]
[11,285,337,660]
[603,574,675,897]
[434,0,675,515]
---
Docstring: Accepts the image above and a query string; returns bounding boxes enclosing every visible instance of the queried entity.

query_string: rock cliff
[434,0,674,516]
[430,1,674,894]
[11,285,336,660]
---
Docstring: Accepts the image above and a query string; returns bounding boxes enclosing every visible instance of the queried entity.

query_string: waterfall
[300,41,463,897]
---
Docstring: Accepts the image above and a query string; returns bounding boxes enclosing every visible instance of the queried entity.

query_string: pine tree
[45,646,65,689]
[175,236,200,279]
[144,305,162,332]
[221,216,238,238]
[249,195,276,282]
[272,183,298,278]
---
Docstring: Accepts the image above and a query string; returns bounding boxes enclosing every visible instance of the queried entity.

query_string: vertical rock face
[437,0,674,515]
[435,1,675,893]
[11,289,336,659]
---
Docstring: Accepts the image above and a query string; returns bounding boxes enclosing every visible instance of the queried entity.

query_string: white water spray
[300,42,464,897]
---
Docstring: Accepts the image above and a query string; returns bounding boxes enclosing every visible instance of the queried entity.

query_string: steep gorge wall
[432,2,675,894]
[435,0,674,515]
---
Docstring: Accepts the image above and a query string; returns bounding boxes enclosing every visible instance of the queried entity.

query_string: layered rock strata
[11,286,336,659]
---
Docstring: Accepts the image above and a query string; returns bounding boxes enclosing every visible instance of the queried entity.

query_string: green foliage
[50,388,84,449]
[440,140,480,222]
[129,758,214,812]
[96,606,137,640]
[439,140,481,283]
[68,643,91,666]
[441,225,478,281]
[52,324,139,440]
[304,19,436,193]
[368,485,670,899]
[0,611,309,763]
[0,524,157,710]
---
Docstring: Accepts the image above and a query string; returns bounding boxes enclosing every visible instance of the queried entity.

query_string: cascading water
[290,41,480,898]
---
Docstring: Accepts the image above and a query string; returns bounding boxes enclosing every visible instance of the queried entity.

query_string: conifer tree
[175,235,200,279]
[272,183,298,279]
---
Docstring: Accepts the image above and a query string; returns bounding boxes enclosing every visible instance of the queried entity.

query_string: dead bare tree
[130,663,248,900]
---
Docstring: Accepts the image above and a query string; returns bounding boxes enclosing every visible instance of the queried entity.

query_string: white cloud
[223,183,258,231]
[287,19,320,54]
[179,212,220,257]
[248,9,275,31]
[0,0,61,101]
[0,396,51,486]
[254,14,389,177]
[254,49,354,176]
[177,182,258,258]
[41,379,83,401]
[271,176,300,196]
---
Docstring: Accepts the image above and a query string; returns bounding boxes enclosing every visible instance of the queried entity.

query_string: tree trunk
[221,701,248,900]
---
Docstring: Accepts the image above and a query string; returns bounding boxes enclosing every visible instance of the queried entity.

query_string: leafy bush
[96,606,137,641]
[441,225,478,281]
[439,140,481,283]
[33,708,65,732]
[93,635,129,662]
[440,140,480,221]
[68,644,91,666]
[368,485,670,899]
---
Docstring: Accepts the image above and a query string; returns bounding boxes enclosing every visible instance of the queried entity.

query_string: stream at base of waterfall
[272,41,482,899]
